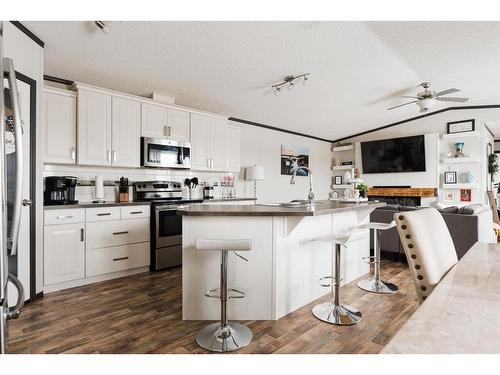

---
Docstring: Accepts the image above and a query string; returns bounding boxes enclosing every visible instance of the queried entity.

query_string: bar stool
[195,239,253,352]
[356,221,398,294]
[312,229,364,325]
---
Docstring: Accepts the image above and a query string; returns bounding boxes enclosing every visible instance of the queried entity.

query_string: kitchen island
[178,200,385,320]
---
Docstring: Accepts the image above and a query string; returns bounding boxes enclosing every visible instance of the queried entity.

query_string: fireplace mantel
[368,187,437,198]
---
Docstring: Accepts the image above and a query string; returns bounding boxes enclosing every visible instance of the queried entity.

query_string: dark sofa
[370,205,479,260]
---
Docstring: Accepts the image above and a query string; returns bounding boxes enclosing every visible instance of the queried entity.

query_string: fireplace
[368,196,421,206]
[367,186,437,207]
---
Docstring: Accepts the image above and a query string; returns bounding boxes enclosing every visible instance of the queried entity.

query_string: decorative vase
[454,142,465,158]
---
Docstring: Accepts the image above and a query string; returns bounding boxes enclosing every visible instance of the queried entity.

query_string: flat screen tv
[361,135,426,173]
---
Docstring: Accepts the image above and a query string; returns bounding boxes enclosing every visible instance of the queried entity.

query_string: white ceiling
[25,21,500,140]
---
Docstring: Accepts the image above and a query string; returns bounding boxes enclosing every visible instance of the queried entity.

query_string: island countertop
[177,200,385,216]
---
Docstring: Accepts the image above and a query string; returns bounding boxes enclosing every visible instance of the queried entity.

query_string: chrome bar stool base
[357,278,398,294]
[196,322,253,353]
[312,302,362,326]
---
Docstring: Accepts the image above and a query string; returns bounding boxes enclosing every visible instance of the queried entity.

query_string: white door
[141,102,168,138]
[44,223,85,285]
[167,109,190,142]
[43,89,76,164]
[112,96,140,167]
[226,124,241,172]
[77,89,112,166]
[190,114,211,170]
[210,117,228,171]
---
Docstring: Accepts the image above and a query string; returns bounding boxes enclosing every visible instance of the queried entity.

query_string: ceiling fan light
[418,98,436,111]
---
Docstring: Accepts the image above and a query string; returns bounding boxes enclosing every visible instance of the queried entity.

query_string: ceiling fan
[387,82,469,113]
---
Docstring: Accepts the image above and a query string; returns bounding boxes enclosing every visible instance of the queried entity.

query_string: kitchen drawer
[86,218,149,249]
[86,206,121,222]
[44,208,85,225]
[86,242,150,277]
[120,205,150,219]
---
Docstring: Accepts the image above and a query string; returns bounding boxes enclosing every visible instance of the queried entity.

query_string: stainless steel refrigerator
[1,22,25,354]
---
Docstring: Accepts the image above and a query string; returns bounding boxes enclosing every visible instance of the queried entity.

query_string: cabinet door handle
[56,215,73,219]
[163,125,168,136]
[112,150,117,162]
[210,158,214,168]
[80,228,84,242]
[130,211,143,214]
[106,150,111,162]
[97,213,111,216]
[70,147,76,161]
[113,256,129,262]
[168,126,172,137]
[207,158,211,168]
[113,231,129,235]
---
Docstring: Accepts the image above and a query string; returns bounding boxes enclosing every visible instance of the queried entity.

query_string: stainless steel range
[134,181,202,271]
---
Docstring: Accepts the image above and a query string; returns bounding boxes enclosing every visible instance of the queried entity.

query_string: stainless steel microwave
[141,137,191,169]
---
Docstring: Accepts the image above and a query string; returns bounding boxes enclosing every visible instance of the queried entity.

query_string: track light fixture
[95,21,110,34]
[272,73,310,95]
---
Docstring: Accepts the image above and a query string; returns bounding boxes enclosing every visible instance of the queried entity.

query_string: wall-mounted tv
[361,135,426,174]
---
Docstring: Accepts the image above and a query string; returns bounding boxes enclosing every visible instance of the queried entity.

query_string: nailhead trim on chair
[421,286,427,291]
[417,275,423,280]
[402,225,407,229]
[399,215,404,220]
[408,244,414,249]
[411,254,416,259]
[422,296,427,300]
[405,234,411,239]
[415,265,421,269]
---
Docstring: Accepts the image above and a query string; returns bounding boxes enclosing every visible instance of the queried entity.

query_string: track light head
[95,21,110,34]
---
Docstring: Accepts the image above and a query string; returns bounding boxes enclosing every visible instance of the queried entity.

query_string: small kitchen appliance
[44,176,78,205]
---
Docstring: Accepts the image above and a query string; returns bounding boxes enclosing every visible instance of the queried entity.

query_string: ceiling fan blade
[400,95,419,99]
[387,100,418,110]
[436,97,469,103]
[434,88,460,96]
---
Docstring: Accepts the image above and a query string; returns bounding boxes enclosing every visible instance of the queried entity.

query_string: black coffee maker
[44,176,78,205]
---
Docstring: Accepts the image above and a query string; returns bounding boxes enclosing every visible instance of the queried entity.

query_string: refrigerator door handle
[6,273,24,320]
[3,58,23,256]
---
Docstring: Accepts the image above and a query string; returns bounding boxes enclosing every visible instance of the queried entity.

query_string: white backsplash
[44,164,250,203]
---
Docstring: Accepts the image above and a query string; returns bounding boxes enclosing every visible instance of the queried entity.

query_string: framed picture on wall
[460,188,472,202]
[446,119,475,134]
[444,171,457,184]
[334,176,343,185]
[443,192,456,202]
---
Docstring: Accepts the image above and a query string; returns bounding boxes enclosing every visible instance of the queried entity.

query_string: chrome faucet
[290,166,314,205]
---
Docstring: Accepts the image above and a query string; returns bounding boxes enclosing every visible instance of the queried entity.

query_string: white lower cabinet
[86,242,150,277]
[44,222,85,285]
[43,205,150,292]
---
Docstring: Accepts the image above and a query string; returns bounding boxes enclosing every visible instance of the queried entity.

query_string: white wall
[343,107,500,205]
[233,120,333,203]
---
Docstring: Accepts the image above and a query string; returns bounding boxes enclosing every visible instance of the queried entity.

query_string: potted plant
[489,153,498,185]
[357,182,369,198]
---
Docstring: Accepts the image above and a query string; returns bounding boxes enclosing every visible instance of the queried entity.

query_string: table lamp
[245,165,264,200]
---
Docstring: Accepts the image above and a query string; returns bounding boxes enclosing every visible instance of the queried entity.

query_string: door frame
[3,70,37,302]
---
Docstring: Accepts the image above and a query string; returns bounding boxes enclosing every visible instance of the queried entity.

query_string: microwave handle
[4,58,24,256]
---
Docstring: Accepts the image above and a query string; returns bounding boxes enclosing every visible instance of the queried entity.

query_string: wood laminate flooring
[7,260,417,354]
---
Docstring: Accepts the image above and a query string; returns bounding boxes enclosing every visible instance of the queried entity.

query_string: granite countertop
[177,201,385,216]
[382,242,500,354]
[44,202,151,210]
[43,198,256,210]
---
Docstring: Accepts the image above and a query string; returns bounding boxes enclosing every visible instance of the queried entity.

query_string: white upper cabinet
[210,117,229,171]
[190,114,212,170]
[112,97,141,167]
[167,108,190,142]
[191,114,240,172]
[141,103,190,142]
[77,89,112,166]
[226,124,241,172]
[43,88,77,164]
[141,102,168,138]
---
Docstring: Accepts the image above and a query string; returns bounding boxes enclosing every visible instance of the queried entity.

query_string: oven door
[142,137,191,169]
[155,205,182,248]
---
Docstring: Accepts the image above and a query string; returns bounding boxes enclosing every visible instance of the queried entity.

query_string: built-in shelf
[441,157,480,164]
[441,183,480,189]
[441,131,479,140]
[332,184,351,188]
[331,165,354,170]
[332,144,354,152]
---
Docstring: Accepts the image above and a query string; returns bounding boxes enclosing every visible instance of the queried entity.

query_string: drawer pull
[113,231,129,235]
[56,215,73,219]
[130,211,143,214]
[113,256,129,262]
[80,228,84,242]
[97,213,112,216]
